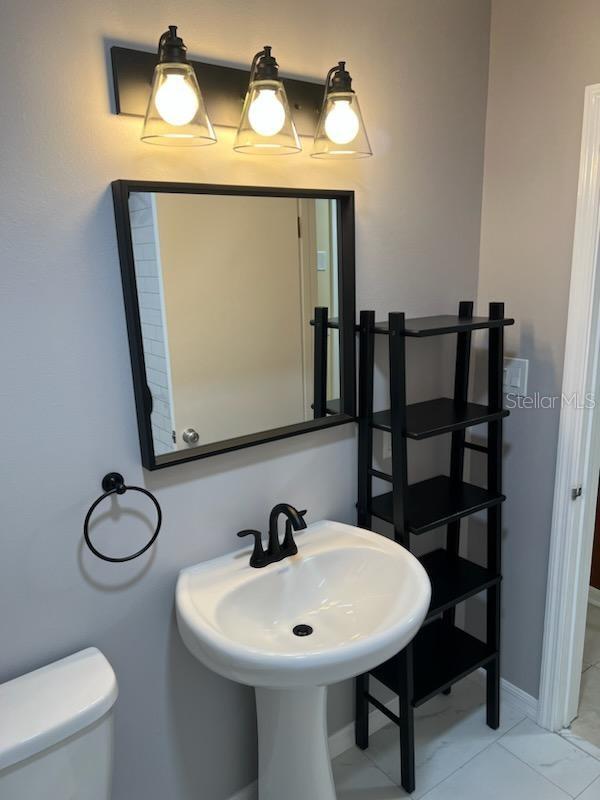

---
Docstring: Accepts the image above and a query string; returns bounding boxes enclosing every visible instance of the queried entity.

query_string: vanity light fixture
[141,26,217,146]
[234,47,301,155]
[312,62,372,158]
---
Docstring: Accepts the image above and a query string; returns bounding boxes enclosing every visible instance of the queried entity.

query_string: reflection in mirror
[128,192,341,454]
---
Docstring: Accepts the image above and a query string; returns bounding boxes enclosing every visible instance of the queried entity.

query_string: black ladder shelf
[355,301,514,794]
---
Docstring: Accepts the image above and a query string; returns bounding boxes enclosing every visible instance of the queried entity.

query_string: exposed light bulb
[324,100,359,145]
[248,89,285,137]
[155,74,199,126]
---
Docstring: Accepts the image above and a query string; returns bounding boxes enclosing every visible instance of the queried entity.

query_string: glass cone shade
[312,92,372,159]
[234,80,301,155]
[141,63,217,146]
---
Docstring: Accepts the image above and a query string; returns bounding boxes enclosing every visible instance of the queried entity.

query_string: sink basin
[176,520,430,800]
[177,520,430,688]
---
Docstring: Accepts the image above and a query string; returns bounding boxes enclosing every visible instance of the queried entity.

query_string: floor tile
[332,745,407,799]
[498,717,600,796]
[362,677,525,798]
[583,605,600,671]
[419,743,570,800]
[560,729,600,763]
[577,775,600,799]
[570,666,600,751]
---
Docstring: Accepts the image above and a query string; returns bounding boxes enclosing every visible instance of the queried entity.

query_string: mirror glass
[128,191,341,455]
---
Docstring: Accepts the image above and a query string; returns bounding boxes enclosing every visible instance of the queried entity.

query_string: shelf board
[310,315,515,338]
[371,398,509,439]
[326,398,341,415]
[374,315,515,337]
[310,398,341,415]
[420,549,500,618]
[371,619,497,706]
[310,317,342,329]
[370,475,505,534]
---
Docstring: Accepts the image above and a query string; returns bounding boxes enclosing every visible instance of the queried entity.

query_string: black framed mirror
[112,181,356,469]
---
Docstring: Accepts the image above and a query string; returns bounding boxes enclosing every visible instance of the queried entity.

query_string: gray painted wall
[475,0,600,698]
[0,1,490,798]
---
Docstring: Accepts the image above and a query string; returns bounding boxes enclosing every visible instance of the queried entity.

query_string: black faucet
[237,503,307,568]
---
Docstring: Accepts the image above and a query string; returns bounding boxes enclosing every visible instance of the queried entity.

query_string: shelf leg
[400,706,416,793]
[389,313,409,548]
[442,301,473,651]
[486,301,504,732]
[398,647,416,793]
[313,307,329,419]
[357,310,375,529]
[355,673,369,749]
[486,654,501,730]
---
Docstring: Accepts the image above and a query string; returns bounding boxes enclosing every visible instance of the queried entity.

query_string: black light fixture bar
[111,46,324,136]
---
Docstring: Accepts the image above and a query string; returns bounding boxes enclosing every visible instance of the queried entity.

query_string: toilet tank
[0,648,118,800]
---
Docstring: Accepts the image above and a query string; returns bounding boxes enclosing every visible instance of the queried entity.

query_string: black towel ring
[83,472,162,563]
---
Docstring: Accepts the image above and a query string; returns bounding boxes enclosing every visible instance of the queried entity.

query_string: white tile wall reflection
[129,192,175,455]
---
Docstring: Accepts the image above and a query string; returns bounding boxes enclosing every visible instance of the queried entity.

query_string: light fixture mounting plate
[111,46,324,136]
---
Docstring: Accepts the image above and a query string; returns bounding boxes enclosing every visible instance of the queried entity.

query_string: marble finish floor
[332,675,600,799]
[564,603,600,756]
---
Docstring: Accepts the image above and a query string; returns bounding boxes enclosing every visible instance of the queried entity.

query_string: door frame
[297,198,319,419]
[538,84,600,730]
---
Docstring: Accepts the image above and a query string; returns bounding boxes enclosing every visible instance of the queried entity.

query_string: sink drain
[293,624,313,637]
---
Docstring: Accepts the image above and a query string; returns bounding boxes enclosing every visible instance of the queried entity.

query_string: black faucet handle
[282,519,300,555]
[237,529,268,568]
[281,508,307,554]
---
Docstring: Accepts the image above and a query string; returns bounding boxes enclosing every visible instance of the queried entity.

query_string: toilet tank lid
[0,647,118,771]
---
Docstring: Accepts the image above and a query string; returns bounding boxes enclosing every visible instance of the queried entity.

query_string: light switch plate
[503,357,529,396]
[383,434,392,460]
[317,250,329,271]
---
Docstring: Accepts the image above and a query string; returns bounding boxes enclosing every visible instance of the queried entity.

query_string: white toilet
[0,647,118,799]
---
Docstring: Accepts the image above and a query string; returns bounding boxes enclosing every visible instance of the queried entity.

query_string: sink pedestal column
[255,686,336,800]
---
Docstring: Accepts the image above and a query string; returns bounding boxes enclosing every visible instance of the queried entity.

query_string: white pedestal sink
[176,520,431,800]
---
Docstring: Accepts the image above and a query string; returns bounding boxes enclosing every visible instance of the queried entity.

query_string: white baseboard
[589,585,600,608]
[228,782,257,800]
[501,678,539,720]
[471,668,539,721]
